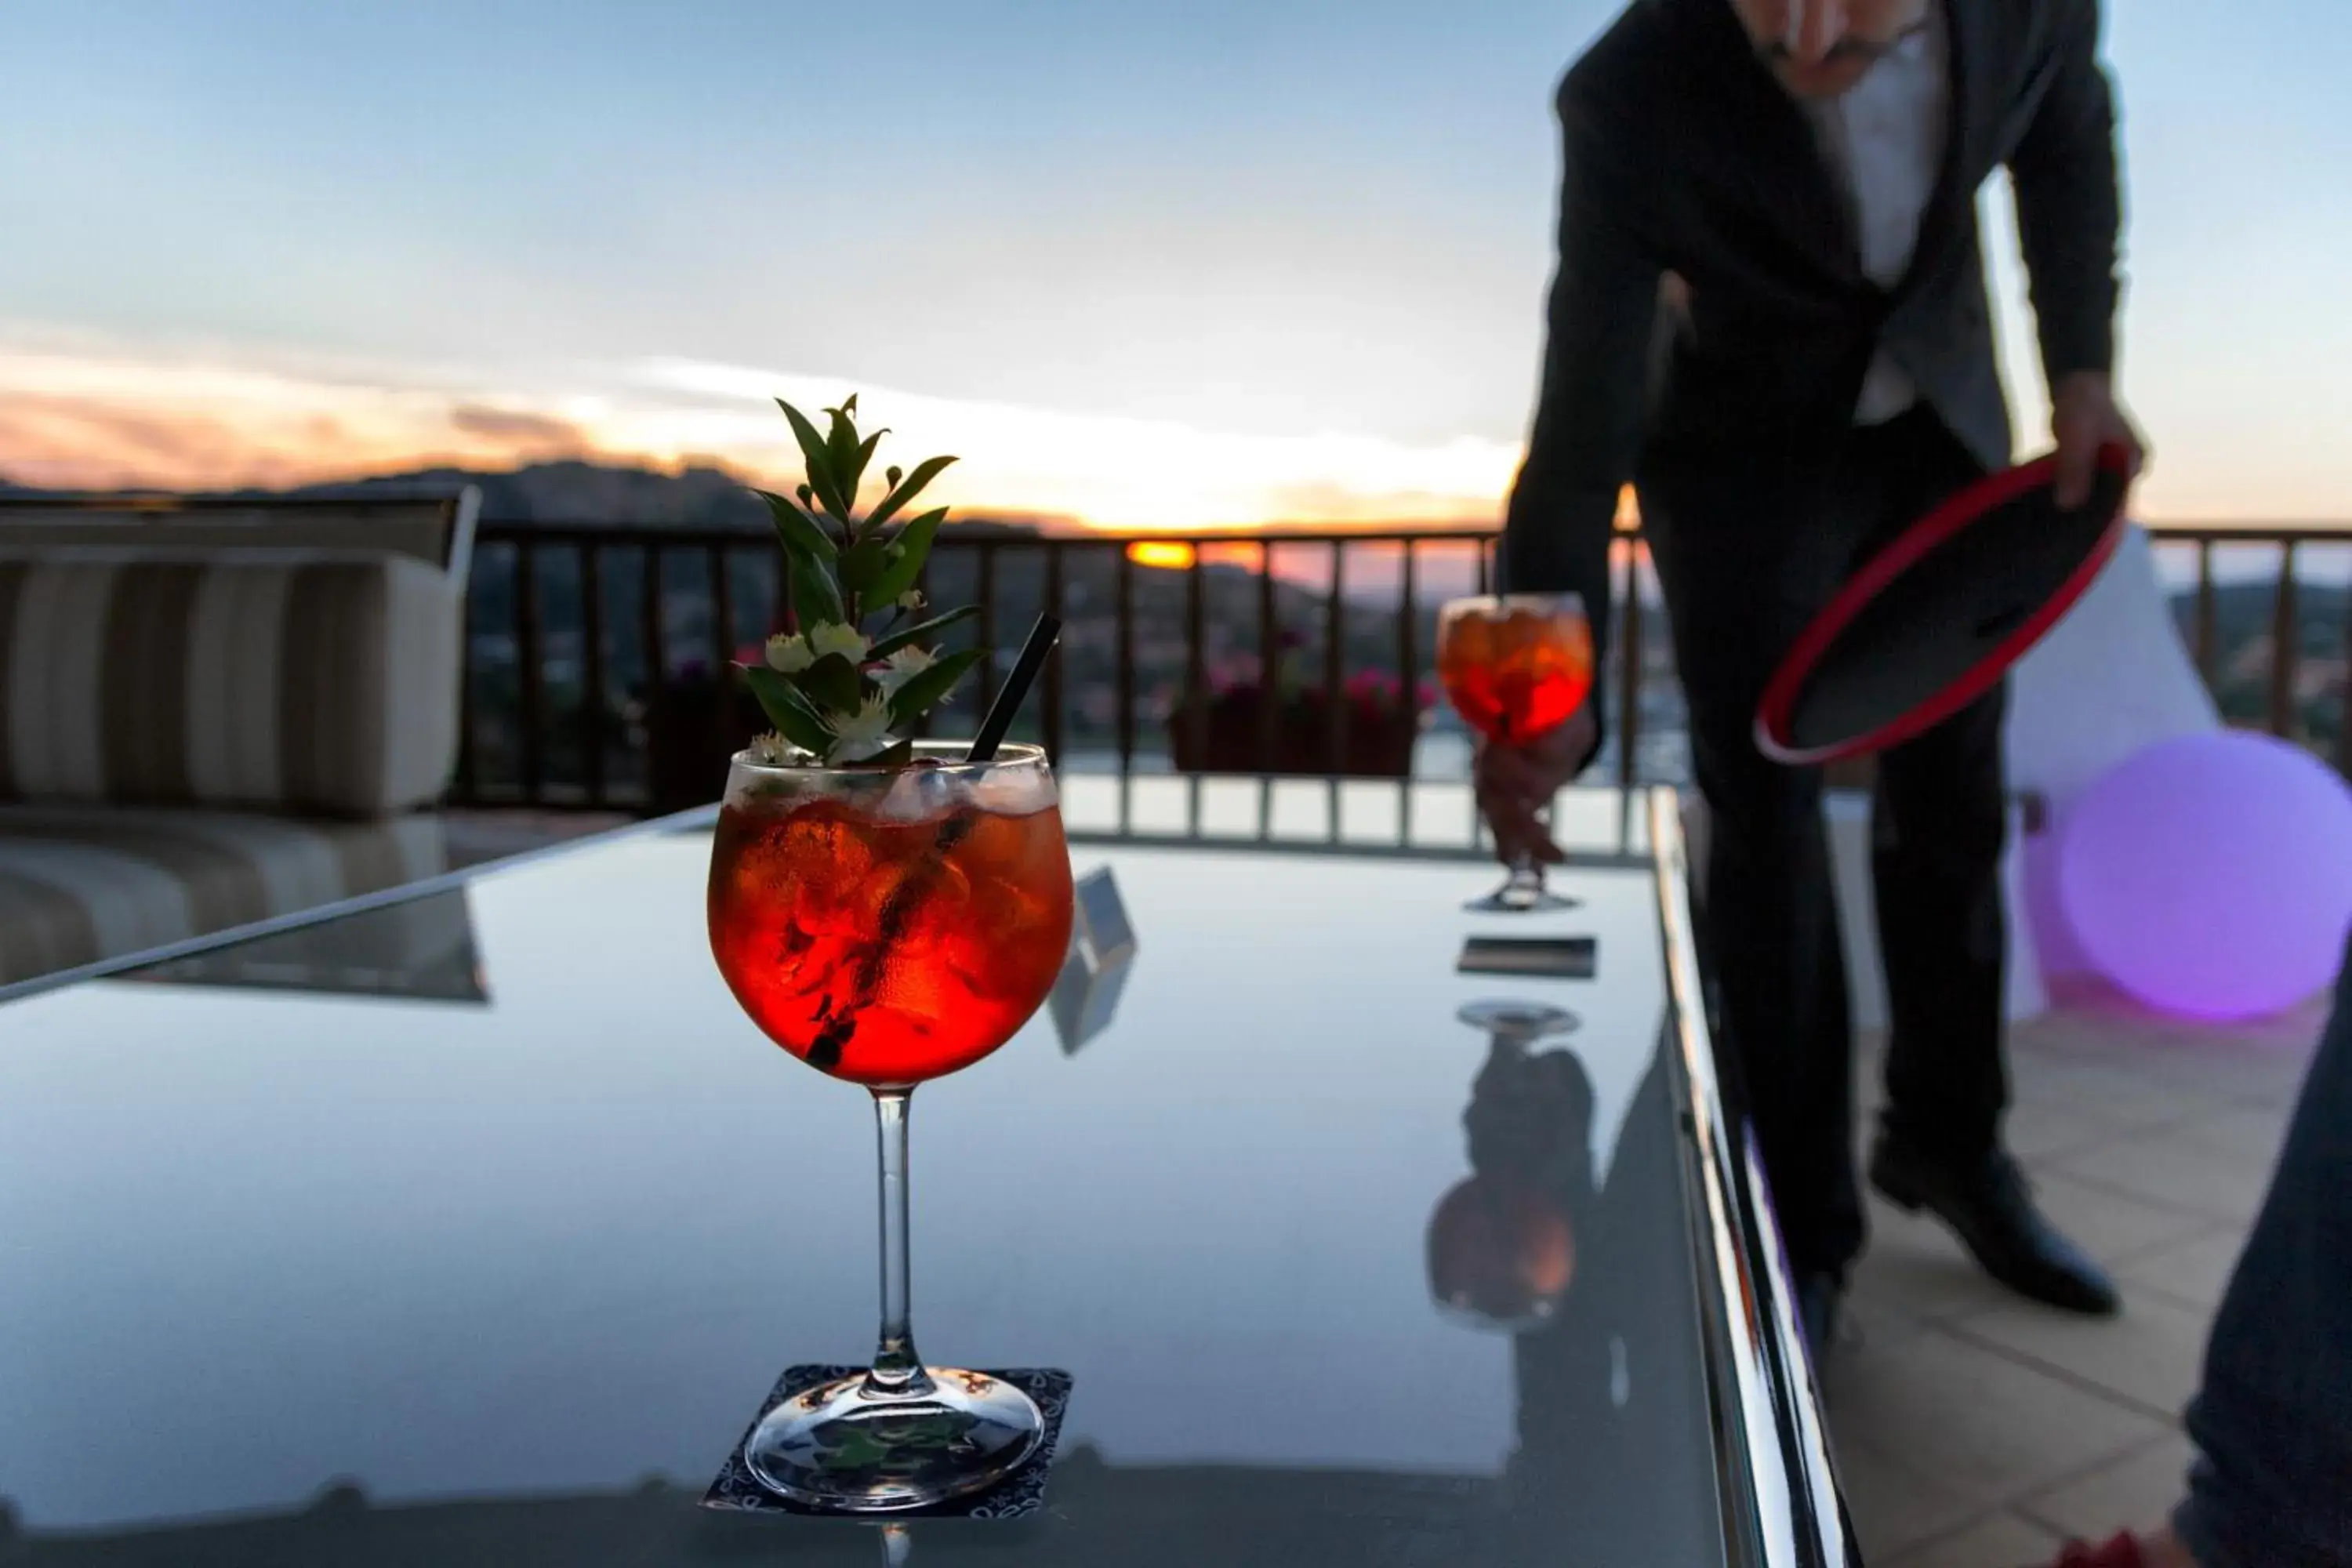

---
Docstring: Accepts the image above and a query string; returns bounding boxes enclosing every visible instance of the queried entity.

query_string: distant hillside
[0,459,1041,535]
[2170,578,2348,746]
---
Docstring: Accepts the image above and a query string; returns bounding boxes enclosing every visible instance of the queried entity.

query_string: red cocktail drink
[1437,601,1595,746]
[710,788,1073,1086]
[1438,593,1595,913]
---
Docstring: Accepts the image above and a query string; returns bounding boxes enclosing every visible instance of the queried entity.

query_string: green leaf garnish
[798,652,864,715]
[746,394,987,768]
[741,666,834,756]
[865,506,946,607]
[787,552,845,633]
[755,490,839,563]
[886,647,983,727]
[776,398,853,521]
[868,604,978,664]
[838,534,892,599]
[866,456,956,532]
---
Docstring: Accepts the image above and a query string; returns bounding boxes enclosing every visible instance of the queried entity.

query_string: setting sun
[1125,541,1197,570]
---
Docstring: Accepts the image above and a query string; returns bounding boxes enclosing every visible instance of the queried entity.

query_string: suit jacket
[1499,0,2122,660]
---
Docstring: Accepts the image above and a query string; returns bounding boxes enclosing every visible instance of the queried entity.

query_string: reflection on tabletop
[116,888,490,1006]
[1047,866,1138,1056]
[0,843,1717,1566]
[0,1027,1705,1568]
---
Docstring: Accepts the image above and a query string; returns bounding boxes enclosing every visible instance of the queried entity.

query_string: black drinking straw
[967,612,1062,762]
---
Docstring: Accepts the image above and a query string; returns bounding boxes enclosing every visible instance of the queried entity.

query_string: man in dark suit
[1480,0,2147,1351]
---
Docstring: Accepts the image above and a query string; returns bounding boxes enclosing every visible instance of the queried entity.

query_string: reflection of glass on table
[1428,1000,1587,1332]
[1049,866,1138,1055]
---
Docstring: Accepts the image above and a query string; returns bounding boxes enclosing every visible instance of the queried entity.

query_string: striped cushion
[0,498,467,575]
[0,804,445,989]
[0,551,460,817]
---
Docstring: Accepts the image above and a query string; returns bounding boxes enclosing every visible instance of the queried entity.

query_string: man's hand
[1473,706,1599,867]
[1784,0,1849,63]
[2052,371,2147,510]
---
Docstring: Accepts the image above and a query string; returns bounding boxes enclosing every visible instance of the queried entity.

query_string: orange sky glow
[0,337,2336,533]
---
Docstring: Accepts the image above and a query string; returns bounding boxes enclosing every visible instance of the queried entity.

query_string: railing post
[455,561,478,804]
[1186,549,1207,834]
[580,542,607,809]
[1116,544,1136,773]
[514,538,544,806]
[1115,543,1136,836]
[2195,539,2217,686]
[1324,541,1348,786]
[640,544,666,811]
[1396,539,1418,846]
[709,544,735,763]
[975,545,999,727]
[1042,543,1065,765]
[1258,543,1280,780]
[1617,532,1644,799]
[2270,543,2299,739]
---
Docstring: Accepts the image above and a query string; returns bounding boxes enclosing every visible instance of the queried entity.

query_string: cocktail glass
[707,742,1076,1512]
[1436,592,1595,913]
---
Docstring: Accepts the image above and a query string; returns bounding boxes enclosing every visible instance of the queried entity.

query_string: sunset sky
[2,0,2346,529]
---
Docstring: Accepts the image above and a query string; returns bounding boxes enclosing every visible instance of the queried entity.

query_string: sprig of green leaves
[733,395,974,767]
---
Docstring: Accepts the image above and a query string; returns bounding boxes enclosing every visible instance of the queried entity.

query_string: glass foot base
[1463,886,1581,913]
[745,1368,1044,1513]
[1456,1000,1581,1040]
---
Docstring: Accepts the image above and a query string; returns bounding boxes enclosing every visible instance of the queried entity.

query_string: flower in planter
[731,395,983,768]
[1341,669,1439,719]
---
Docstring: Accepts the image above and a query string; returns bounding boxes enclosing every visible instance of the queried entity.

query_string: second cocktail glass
[1436,592,1595,912]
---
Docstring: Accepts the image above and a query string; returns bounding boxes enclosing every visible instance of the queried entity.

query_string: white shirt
[1802,2,1948,424]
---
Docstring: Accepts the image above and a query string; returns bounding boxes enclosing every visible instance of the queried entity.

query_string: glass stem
[865,1088,934,1399]
[1504,855,1545,901]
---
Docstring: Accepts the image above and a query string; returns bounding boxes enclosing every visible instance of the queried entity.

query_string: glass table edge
[1646,786,1861,1568]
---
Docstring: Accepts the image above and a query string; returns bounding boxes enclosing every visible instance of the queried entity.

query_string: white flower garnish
[896,590,926,612]
[824,694,900,765]
[808,621,869,664]
[872,645,936,695]
[746,731,801,765]
[764,633,813,674]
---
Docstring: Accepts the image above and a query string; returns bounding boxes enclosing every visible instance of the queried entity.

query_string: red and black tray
[1755,445,2134,765]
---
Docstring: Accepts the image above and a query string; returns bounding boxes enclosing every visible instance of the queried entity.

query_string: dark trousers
[2175,930,2352,1568]
[1644,406,2011,1280]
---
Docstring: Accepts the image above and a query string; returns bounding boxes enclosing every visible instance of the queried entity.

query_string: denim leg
[2172,928,2352,1568]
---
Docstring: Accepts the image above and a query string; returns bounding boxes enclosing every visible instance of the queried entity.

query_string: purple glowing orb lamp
[2057,732,2352,1020]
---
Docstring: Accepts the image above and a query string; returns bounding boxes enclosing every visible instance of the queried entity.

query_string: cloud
[447,404,592,454]
[2,327,2314,530]
[0,334,1533,528]
[632,358,1524,530]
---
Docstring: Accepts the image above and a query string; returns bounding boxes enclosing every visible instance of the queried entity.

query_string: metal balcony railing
[448,518,2352,816]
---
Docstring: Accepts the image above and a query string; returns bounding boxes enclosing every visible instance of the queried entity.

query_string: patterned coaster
[702,1365,1073,1520]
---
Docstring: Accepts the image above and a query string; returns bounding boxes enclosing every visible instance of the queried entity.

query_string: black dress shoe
[1868,1136,2122,1316]
[1795,1271,1842,1367]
